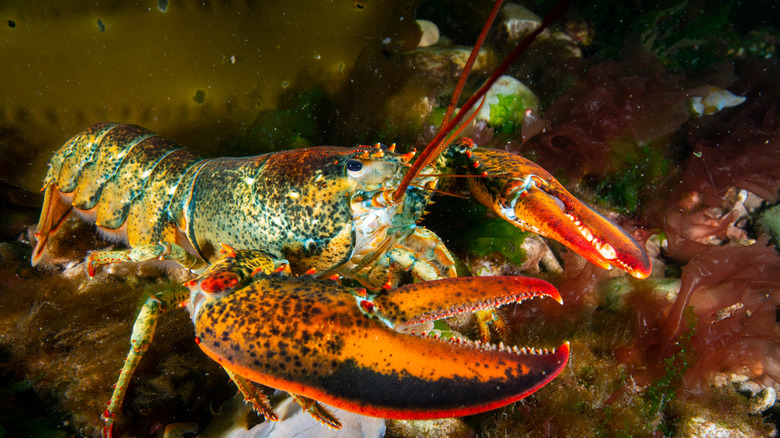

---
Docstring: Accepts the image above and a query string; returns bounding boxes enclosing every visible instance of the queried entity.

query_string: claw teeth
[567,213,619,262]
[581,226,594,242]
[443,338,559,357]
[596,241,617,261]
[412,294,553,325]
[568,213,596,244]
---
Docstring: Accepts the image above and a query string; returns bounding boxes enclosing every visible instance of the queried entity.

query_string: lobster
[30,1,651,435]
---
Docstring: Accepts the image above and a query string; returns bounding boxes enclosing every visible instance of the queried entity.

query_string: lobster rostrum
[30,0,650,435]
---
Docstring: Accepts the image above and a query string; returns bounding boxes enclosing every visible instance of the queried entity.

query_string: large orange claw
[189,269,568,420]
[452,140,651,279]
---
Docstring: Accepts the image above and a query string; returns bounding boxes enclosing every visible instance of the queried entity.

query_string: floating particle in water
[193,89,206,104]
[158,0,168,13]
[96,19,105,32]
[8,20,16,28]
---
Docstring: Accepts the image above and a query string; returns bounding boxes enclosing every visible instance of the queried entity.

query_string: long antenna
[440,0,505,129]
[391,0,573,203]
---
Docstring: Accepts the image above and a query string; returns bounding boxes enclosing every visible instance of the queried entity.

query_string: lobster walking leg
[386,227,457,283]
[224,369,279,423]
[103,286,190,438]
[289,394,342,429]
[382,228,505,341]
[87,242,208,277]
[104,247,287,436]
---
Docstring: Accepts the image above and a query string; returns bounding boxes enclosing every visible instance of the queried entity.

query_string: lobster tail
[31,123,204,265]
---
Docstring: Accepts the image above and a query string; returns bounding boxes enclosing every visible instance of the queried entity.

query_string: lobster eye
[346,159,365,177]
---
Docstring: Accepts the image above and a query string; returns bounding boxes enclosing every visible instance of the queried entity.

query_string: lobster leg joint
[103,287,189,438]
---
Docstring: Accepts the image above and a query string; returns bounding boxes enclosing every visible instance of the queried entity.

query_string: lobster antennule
[391,0,573,204]
[192,274,568,421]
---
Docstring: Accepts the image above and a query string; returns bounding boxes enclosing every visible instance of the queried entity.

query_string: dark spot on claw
[8,20,16,28]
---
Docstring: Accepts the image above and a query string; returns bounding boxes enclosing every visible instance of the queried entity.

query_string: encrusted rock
[386,417,474,438]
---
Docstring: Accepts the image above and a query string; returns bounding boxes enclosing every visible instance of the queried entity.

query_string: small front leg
[475,309,508,343]
[87,242,207,277]
[389,227,509,342]
[387,227,457,283]
[103,287,190,438]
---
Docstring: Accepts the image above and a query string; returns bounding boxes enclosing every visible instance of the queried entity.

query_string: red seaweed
[678,60,780,205]
[522,53,695,182]
[619,236,780,394]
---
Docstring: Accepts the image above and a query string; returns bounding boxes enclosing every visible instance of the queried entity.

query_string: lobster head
[185,145,413,272]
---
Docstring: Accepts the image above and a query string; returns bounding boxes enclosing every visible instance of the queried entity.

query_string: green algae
[758,203,780,245]
[441,202,532,268]
[488,94,528,134]
[595,144,671,214]
[466,220,530,267]
[643,319,697,430]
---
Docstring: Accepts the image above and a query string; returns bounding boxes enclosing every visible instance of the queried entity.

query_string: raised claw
[451,140,651,279]
[187,256,568,421]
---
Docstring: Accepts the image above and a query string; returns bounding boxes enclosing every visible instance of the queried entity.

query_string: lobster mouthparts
[190,274,569,420]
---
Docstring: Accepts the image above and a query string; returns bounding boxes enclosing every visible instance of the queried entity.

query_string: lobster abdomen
[32,123,204,265]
